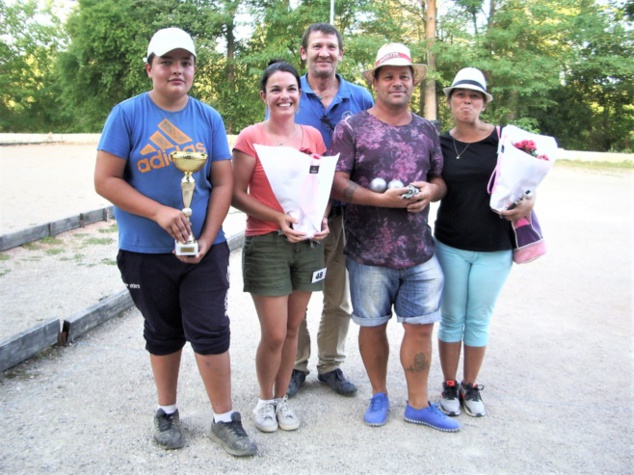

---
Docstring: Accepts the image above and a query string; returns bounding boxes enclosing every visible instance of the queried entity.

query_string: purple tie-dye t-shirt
[330,111,443,269]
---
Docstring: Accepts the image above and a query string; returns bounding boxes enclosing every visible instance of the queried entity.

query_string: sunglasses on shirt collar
[320,115,335,131]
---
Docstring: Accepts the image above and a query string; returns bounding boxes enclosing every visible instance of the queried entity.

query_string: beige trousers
[294,212,352,374]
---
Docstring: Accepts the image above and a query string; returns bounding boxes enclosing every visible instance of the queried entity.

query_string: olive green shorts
[242,232,326,296]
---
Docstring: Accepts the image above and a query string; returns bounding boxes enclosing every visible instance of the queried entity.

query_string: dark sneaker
[440,380,461,416]
[286,369,307,398]
[364,392,389,426]
[404,402,461,432]
[318,368,357,396]
[210,412,257,457]
[460,382,486,417]
[153,409,184,449]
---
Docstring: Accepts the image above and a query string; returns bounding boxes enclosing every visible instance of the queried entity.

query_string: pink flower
[514,140,537,154]
[513,139,549,160]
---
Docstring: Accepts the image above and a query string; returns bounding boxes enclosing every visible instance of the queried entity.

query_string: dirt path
[0,143,110,234]
[0,149,632,473]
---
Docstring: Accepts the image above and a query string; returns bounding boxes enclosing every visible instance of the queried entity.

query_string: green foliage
[523,0,634,151]
[433,0,633,152]
[59,0,175,131]
[0,0,632,151]
[0,0,69,131]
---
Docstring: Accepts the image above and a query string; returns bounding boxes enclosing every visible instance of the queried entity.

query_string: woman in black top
[434,68,534,418]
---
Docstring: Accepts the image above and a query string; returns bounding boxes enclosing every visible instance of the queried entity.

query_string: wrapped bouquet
[488,125,558,212]
[255,144,339,238]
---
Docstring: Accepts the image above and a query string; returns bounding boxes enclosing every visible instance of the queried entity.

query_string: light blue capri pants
[435,240,513,347]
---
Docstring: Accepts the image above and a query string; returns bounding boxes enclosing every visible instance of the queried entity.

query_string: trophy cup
[170,151,209,256]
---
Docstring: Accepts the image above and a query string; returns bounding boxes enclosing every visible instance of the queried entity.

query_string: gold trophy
[170,151,209,256]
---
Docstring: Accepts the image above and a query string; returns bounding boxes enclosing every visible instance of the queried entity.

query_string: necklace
[452,136,471,159]
[265,122,301,146]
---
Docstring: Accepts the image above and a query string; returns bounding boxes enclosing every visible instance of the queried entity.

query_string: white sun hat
[362,43,427,86]
[145,27,196,63]
[443,67,493,103]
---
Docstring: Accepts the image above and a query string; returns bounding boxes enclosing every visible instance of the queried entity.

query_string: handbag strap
[486,125,502,195]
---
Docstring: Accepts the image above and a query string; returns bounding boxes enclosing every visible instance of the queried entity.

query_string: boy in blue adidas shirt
[95,27,256,457]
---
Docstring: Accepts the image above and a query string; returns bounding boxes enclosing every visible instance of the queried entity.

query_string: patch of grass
[101,258,117,266]
[21,256,42,262]
[0,269,11,277]
[83,238,114,246]
[0,254,10,262]
[45,248,65,256]
[557,159,634,171]
[23,242,41,251]
[73,253,85,261]
[40,236,63,245]
[82,237,115,246]
[73,233,90,239]
[98,224,118,234]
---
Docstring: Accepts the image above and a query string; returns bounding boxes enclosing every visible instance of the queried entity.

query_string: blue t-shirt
[97,92,231,253]
[296,74,374,149]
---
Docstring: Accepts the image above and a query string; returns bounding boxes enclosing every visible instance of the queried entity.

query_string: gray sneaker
[153,409,184,449]
[440,380,461,416]
[460,382,486,417]
[317,368,357,396]
[210,412,257,457]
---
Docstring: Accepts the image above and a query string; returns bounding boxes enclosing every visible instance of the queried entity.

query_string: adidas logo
[137,119,206,173]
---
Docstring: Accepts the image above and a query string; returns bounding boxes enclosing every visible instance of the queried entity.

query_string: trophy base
[175,240,199,256]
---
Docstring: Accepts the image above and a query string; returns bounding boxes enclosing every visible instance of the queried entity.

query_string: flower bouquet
[488,125,558,212]
[255,144,339,238]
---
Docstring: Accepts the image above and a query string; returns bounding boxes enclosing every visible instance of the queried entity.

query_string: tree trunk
[226,24,235,84]
[424,0,438,124]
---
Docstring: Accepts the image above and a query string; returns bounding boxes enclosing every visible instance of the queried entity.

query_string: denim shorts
[242,232,325,296]
[346,256,443,327]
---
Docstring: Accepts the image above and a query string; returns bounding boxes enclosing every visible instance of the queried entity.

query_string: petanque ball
[369,177,387,193]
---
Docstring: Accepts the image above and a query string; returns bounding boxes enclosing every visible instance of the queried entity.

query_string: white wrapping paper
[489,125,558,212]
[255,144,339,238]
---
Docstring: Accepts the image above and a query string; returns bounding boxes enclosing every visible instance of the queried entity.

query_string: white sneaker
[275,395,300,431]
[253,401,278,433]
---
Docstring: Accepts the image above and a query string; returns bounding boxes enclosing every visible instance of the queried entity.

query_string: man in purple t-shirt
[330,43,460,432]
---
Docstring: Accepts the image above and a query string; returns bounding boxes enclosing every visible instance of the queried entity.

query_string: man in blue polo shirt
[287,22,374,398]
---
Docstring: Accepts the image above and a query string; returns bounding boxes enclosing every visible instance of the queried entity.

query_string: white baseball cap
[362,43,427,86]
[443,67,493,103]
[145,27,196,63]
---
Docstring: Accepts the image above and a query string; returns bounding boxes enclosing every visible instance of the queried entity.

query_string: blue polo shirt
[296,74,374,149]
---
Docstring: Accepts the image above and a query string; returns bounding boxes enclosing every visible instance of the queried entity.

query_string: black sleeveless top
[435,129,514,251]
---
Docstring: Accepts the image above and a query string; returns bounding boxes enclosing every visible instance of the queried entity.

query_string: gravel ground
[0,209,246,342]
[0,148,632,474]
